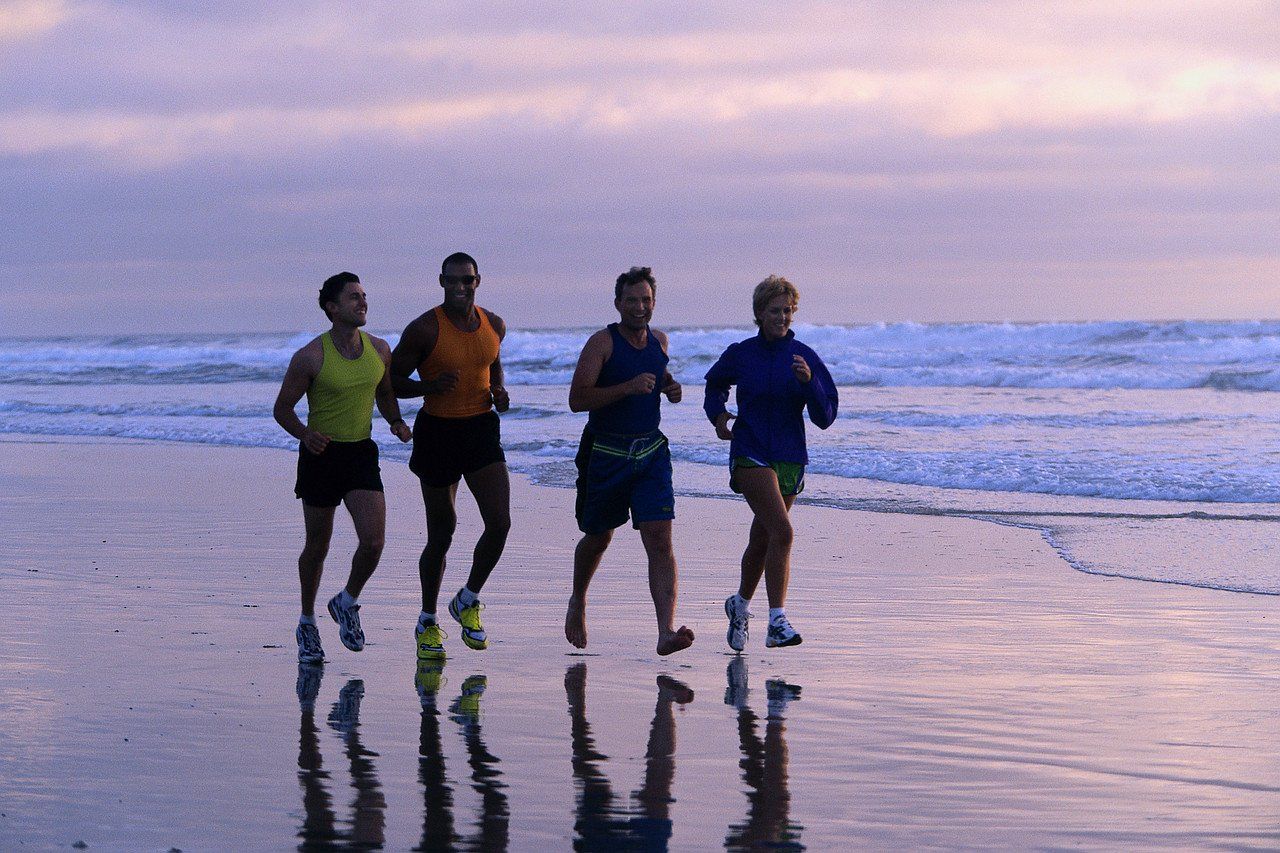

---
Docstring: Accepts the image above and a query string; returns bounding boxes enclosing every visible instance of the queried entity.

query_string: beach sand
[3,436,1280,850]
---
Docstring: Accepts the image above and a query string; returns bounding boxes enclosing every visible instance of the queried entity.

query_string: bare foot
[656,675,694,704]
[565,596,588,649]
[656,625,695,656]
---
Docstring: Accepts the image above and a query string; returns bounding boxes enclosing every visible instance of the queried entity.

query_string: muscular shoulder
[292,336,324,371]
[580,327,613,360]
[366,333,393,361]
[481,308,506,339]
[399,310,438,347]
[650,327,670,353]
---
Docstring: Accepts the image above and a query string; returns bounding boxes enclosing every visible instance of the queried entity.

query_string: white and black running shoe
[296,622,325,664]
[327,593,365,652]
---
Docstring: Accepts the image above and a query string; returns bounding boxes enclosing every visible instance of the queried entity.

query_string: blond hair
[752,275,799,326]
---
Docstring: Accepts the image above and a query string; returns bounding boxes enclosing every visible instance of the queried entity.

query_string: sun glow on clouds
[0,0,68,39]
[5,2,1280,329]
[5,58,1278,164]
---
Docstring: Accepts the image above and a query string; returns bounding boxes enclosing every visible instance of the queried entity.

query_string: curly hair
[615,266,656,299]
[751,275,799,326]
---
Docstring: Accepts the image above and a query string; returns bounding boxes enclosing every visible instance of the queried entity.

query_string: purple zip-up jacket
[703,330,838,465]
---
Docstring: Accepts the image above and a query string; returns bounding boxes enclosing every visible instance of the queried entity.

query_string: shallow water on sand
[4,439,1280,850]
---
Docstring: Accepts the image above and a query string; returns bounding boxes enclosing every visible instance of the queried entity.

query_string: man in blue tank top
[564,266,695,656]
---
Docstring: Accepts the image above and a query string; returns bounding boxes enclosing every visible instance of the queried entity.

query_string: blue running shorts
[574,428,675,535]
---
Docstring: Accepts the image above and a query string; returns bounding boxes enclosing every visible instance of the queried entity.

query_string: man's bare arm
[390,313,449,398]
[652,328,682,403]
[273,341,330,454]
[487,311,510,412]
[372,337,412,441]
[568,330,656,412]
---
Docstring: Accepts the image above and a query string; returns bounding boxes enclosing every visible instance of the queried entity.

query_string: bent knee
[356,534,385,556]
[485,515,512,539]
[767,521,794,548]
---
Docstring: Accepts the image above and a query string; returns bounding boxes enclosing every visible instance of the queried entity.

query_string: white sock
[733,593,751,610]
[299,614,317,626]
[337,588,356,607]
[418,611,437,629]
[457,586,479,607]
[769,607,786,625]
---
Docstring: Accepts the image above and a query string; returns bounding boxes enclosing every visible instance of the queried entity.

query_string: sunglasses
[442,275,478,285]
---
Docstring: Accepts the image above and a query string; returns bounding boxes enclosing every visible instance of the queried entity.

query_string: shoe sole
[417,647,446,660]
[298,652,324,664]
[724,598,747,652]
[765,634,803,648]
[327,598,365,652]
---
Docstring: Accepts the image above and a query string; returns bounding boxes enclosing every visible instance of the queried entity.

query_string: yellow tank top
[420,306,500,418]
[306,331,385,441]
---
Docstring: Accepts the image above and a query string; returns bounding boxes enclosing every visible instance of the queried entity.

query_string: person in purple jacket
[704,275,838,650]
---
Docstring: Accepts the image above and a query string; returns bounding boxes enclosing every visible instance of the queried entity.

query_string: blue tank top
[588,323,669,435]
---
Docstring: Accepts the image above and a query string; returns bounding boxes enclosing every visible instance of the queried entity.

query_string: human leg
[459,461,511,595]
[342,489,387,598]
[300,504,336,616]
[565,529,612,648]
[324,489,386,653]
[638,520,694,656]
[734,468,794,609]
[298,504,336,663]
[419,481,459,614]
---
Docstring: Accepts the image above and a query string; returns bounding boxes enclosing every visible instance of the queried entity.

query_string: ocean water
[3,320,1279,595]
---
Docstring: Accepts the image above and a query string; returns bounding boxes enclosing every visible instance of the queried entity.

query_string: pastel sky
[5,1,1279,333]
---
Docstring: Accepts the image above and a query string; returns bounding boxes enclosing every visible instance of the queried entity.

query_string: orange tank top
[420,306,501,418]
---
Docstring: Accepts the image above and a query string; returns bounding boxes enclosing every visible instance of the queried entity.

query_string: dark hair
[319,271,360,319]
[614,266,656,299]
[441,252,479,276]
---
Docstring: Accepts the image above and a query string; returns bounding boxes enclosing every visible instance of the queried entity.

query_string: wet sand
[3,436,1280,850]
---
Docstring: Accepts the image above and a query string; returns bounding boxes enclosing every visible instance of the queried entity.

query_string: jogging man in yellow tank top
[274,272,413,665]
[391,252,511,659]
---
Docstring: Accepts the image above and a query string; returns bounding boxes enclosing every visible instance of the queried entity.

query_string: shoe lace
[300,625,322,651]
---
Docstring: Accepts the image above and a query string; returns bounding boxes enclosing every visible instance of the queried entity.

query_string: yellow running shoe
[416,622,446,660]
[448,592,488,650]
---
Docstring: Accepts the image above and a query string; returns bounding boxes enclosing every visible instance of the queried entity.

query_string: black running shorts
[409,410,505,488]
[294,438,383,508]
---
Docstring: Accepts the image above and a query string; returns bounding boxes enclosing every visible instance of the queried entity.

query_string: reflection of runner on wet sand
[415,662,509,851]
[564,662,693,849]
[723,658,804,851]
[295,674,387,850]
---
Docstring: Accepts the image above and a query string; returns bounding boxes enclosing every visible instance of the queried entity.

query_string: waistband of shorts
[589,429,666,459]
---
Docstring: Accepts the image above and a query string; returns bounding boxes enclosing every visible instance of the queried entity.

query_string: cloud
[0,0,70,41]
[4,1,1279,331]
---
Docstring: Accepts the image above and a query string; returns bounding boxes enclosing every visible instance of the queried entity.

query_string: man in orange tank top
[392,252,511,660]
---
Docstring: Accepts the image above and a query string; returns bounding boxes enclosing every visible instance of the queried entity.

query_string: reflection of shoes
[415,662,446,706]
[724,657,749,709]
[448,592,488,650]
[416,622,446,660]
[449,675,487,724]
[725,595,750,652]
[327,679,365,734]
[296,622,325,664]
[765,616,802,648]
[766,679,801,719]
[327,593,365,652]
[296,663,324,710]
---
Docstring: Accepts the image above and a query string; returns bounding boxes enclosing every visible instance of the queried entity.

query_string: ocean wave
[8,321,1280,390]
[838,409,1230,430]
